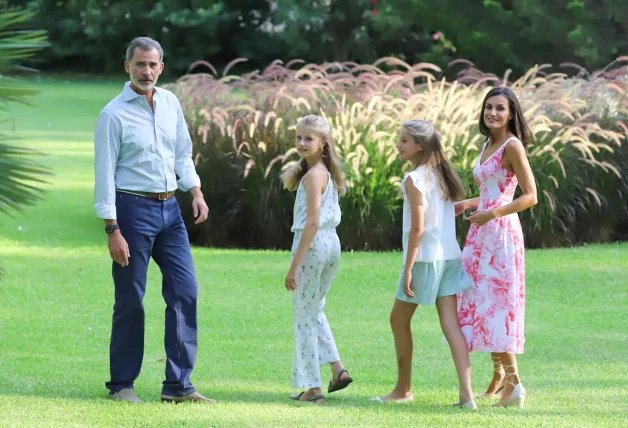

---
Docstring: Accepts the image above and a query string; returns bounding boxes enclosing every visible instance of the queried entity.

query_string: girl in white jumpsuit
[282,115,353,404]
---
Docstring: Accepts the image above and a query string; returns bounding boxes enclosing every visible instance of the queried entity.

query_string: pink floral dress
[457,137,526,354]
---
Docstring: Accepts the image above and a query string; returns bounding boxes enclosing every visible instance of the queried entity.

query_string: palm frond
[0,8,51,278]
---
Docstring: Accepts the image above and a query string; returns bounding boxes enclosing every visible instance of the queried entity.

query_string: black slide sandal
[328,369,353,393]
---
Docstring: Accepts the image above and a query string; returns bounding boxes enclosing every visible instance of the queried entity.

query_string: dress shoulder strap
[499,136,521,150]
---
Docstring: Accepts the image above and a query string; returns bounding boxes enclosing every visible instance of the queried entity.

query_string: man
[94,36,214,404]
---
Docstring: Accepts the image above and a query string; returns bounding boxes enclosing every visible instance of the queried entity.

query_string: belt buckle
[158,192,168,201]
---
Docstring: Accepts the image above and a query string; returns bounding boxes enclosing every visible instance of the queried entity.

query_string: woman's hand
[466,209,496,227]
[403,270,414,298]
[455,201,467,217]
[285,267,298,291]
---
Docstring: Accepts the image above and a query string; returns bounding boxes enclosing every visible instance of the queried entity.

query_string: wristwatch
[105,224,120,234]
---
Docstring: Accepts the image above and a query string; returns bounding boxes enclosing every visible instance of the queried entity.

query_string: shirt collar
[123,81,162,102]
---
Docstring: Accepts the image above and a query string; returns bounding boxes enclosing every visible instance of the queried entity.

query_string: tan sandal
[475,365,506,399]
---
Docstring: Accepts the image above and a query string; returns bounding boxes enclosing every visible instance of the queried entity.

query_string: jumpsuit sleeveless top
[291,167,341,232]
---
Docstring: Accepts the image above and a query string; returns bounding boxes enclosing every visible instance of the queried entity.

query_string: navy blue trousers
[105,191,198,397]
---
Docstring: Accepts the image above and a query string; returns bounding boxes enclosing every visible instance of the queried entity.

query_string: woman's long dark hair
[479,87,531,149]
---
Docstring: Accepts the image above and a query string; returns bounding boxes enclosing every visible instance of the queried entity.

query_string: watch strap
[105,224,120,234]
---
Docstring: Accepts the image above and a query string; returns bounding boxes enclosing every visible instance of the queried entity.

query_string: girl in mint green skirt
[372,119,476,409]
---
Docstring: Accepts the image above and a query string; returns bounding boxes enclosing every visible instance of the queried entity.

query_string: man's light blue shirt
[94,82,201,219]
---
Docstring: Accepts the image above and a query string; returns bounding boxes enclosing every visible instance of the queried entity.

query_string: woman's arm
[455,197,480,216]
[494,140,538,217]
[403,179,424,298]
[466,140,537,226]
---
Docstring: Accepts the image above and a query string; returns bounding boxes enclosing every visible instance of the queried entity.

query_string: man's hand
[192,196,209,224]
[108,231,130,267]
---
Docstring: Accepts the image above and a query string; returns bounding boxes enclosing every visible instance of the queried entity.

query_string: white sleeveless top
[291,168,341,232]
[401,165,462,262]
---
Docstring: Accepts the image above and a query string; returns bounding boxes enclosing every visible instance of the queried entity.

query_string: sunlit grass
[0,78,627,427]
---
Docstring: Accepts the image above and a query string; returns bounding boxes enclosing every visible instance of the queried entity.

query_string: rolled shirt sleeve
[173,99,201,192]
[93,111,120,219]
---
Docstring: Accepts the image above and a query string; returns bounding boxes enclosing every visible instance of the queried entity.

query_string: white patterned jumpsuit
[290,168,342,388]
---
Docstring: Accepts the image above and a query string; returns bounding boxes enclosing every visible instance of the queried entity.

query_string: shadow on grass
[1,187,107,248]
[2,376,626,417]
[0,387,493,416]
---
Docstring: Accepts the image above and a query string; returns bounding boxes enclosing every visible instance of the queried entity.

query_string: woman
[456,87,538,408]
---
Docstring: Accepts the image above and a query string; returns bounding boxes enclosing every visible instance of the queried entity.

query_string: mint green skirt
[395,258,473,306]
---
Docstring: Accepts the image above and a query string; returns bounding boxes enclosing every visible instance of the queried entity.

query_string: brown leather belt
[118,189,176,200]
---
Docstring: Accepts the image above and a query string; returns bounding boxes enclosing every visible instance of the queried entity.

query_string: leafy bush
[165,57,627,250]
[12,0,628,79]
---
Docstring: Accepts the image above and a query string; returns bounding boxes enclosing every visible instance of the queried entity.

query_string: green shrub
[166,57,627,250]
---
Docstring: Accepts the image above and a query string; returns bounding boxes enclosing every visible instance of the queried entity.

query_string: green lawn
[1,77,627,427]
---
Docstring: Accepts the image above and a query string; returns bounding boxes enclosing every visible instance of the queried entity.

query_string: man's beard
[133,76,158,91]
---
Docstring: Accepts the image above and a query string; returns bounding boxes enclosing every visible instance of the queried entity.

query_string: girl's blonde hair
[402,119,465,202]
[282,114,346,196]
